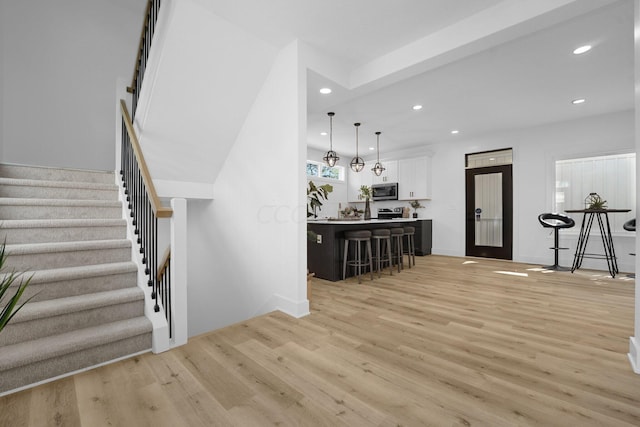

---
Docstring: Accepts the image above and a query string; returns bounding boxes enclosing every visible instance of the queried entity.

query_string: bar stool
[624,218,635,278]
[371,228,393,277]
[402,226,416,268]
[342,230,373,283]
[538,213,575,271]
[390,227,404,272]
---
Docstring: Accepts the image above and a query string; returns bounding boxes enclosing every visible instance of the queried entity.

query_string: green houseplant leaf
[0,240,35,333]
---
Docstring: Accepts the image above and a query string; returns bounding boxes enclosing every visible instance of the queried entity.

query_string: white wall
[134,0,277,186]
[1,0,146,170]
[186,41,307,336]
[428,109,636,272]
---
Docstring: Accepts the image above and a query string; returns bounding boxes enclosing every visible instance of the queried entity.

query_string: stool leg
[412,236,416,266]
[343,239,349,280]
[376,238,381,278]
[553,229,560,268]
[367,240,374,281]
[356,240,362,283]
[385,238,393,275]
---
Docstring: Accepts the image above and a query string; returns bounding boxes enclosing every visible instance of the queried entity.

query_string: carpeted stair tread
[0,219,127,244]
[0,317,152,372]
[0,164,114,184]
[4,239,131,256]
[0,177,117,191]
[0,198,121,207]
[2,262,138,284]
[0,218,126,229]
[7,287,144,324]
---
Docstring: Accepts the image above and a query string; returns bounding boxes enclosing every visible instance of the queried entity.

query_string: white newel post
[171,198,188,347]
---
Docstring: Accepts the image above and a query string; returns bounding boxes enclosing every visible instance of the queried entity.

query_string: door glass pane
[475,173,503,247]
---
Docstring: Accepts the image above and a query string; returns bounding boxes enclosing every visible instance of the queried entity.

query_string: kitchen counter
[307,218,419,225]
[308,218,432,282]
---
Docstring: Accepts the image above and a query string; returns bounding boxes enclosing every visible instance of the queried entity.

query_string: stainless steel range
[377,207,404,219]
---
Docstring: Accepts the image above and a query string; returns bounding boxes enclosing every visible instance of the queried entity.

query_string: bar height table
[565,209,630,278]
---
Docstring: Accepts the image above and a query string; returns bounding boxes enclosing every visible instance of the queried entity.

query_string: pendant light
[371,131,385,176]
[350,122,365,172]
[322,112,339,167]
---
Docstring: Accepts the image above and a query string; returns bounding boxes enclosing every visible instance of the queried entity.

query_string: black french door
[465,165,513,260]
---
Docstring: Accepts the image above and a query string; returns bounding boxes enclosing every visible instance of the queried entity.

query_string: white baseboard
[272,293,310,318]
[629,336,640,374]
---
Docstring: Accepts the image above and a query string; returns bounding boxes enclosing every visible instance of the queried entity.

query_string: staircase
[0,163,152,394]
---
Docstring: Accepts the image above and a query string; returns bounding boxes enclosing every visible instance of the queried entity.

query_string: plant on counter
[307,180,333,218]
[359,185,372,201]
[409,200,425,218]
[359,185,373,220]
[0,240,35,334]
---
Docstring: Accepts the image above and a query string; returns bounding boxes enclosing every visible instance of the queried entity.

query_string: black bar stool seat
[538,212,575,271]
[342,230,373,283]
[371,228,393,277]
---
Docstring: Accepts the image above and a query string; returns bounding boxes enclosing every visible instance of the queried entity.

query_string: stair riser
[0,225,126,244]
[4,247,131,270]
[0,334,151,393]
[0,205,122,220]
[0,165,114,185]
[0,185,118,201]
[7,271,138,302]
[0,299,145,347]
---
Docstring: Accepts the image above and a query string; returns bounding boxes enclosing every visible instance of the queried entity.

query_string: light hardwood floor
[2,255,640,426]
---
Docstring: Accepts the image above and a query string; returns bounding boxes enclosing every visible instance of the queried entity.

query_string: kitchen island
[307,218,432,281]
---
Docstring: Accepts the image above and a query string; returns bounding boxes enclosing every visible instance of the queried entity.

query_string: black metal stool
[371,229,393,277]
[402,226,416,268]
[624,218,635,278]
[538,212,575,271]
[390,228,404,272]
[342,230,373,283]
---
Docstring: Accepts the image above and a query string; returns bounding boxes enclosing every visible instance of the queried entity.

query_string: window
[306,160,345,181]
[555,153,635,232]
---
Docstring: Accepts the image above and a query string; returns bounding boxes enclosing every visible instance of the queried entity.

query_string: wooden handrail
[157,247,171,281]
[128,0,153,93]
[120,99,173,218]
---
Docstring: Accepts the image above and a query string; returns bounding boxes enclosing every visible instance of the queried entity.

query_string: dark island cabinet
[307,219,432,282]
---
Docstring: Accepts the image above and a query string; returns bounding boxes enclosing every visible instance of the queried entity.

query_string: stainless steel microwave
[372,182,398,201]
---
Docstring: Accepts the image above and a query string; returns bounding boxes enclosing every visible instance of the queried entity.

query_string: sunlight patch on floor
[494,271,529,277]
[462,261,479,265]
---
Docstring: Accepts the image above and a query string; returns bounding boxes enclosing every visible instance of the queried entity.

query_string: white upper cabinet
[398,156,432,200]
[347,167,372,202]
[371,160,398,184]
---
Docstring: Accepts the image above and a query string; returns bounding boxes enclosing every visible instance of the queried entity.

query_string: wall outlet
[316,234,322,244]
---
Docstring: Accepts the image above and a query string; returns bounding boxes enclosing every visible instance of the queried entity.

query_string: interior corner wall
[186,42,306,337]
[1,0,145,170]
[429,110,635,271]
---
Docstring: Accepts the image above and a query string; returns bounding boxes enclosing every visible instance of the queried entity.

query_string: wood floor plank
[1,255,639,426]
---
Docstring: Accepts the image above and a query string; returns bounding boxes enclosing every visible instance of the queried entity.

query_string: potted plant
[307,181,333,219]
[0,241,34,334]
[585,193,607,210]
[409,200,424,218]
[359,185,372,220]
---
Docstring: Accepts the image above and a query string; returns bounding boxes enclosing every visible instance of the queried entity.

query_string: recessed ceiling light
[320,132,327,136]
[573,45,592,55]
[319,88,332,94]
[451,130,459,134]
[572,98,586,105]
[412,105,423,110]
[369,147,375,151]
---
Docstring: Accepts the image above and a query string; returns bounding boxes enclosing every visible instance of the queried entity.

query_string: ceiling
[200,0,634,158]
